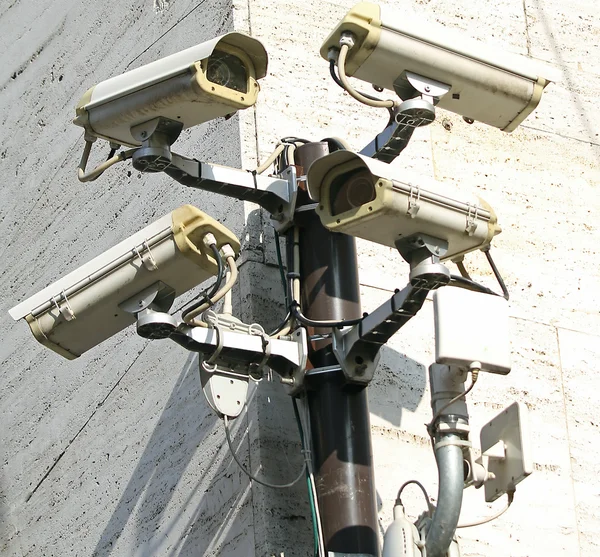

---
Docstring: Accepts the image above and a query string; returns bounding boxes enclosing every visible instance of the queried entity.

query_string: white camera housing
[9,206,240,359]
[322,2,559,132]
[307,151,500,261]
[74,32,268,146]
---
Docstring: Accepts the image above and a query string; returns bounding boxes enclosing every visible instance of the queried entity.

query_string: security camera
[322,2,559,132]
[73,32,268,147]
[9,206,240,359]
[306,150,501,261]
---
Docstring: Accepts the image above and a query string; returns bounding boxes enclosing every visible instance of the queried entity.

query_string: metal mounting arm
[162,153,297,229]
[168,322,307,379]
[332,235,451,385]
[360,119,416,163]
[359,100,435,163]
[332,282,430,385]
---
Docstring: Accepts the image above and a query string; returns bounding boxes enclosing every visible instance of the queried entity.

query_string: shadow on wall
[369,344,426,428]
[0,470,10,555]
[92,352,250,557]
[90,202,427,555]
[531,0,600,158]
[90,334,426,556]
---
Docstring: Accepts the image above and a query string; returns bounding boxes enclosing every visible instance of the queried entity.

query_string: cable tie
[433,438,472,451]
[205,323,225,364]
[300,448,312,463]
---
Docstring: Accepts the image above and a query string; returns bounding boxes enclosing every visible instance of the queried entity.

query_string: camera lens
[330,169,376,216]
[206,50,248,93]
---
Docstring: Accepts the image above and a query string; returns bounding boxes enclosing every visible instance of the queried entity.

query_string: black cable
[292,397,324,557]
[207,244,224,299]
[269,311,293,336]
[179,244,224,317]
[329,59,345,89]
[268,228,294,336]
[329,61,385,102]
[290,301,363,328]
[455,260,472,280]
[329,60,395,120]
[274,230,289,307]
[449,275,500,297]
[483,249,510,300]
[280,136,311,144]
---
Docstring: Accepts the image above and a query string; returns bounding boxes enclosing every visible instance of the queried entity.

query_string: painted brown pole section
[294,142,380,557]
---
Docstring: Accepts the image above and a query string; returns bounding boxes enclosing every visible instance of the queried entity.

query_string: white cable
[223,415,306,489]
[77,140,136,182]
[337,44,395,109]
[457,491,514,528]
[292,226,301,304]
[287,143,296,166]
[255,143,286,174]
[222,268,233,315]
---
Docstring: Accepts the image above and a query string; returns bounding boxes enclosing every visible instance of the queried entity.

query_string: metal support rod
[426,434,464,557]
[294,142,380,556]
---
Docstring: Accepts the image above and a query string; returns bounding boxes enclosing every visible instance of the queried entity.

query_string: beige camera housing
[9,206,240,359]
[307,151,500,260]
[321,2,558,132]
[74,32,268,146]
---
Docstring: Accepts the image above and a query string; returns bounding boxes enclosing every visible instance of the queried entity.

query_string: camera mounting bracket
[359,101,435,163]
[130,135,298,230]
[131,117,184,173]
[396,233,451,289]
[330,237,450,385]
[119,281,179,340]
[133,310,308,382]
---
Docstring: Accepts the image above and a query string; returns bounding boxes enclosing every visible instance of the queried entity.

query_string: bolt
[442,118,453,131]
[424,85,431,92]
[140,131,147,138]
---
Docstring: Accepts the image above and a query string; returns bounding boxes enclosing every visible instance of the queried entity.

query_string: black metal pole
[294,142,380,557]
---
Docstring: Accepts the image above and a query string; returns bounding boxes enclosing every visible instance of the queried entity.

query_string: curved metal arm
[426,434,465,557]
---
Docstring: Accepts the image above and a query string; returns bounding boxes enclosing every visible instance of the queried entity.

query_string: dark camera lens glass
[330,169,376,216]
[206,50,248,93]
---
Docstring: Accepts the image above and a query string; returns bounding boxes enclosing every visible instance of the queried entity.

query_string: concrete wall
[1,0,598,556]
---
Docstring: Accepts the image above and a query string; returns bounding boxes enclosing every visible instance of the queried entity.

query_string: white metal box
[433,287,511,374]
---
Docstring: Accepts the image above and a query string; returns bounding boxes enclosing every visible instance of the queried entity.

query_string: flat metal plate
[480,401,533,502]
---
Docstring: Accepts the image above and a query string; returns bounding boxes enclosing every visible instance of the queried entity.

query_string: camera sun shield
[9,206,240,359]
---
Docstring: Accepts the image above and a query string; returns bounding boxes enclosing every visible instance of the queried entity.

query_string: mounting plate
[480,401,533,502]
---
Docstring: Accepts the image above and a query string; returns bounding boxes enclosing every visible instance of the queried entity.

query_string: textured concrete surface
[1,0,599,556]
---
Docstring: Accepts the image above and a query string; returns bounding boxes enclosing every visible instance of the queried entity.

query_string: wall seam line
[24,343,149,502]
[555,325,583,556]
